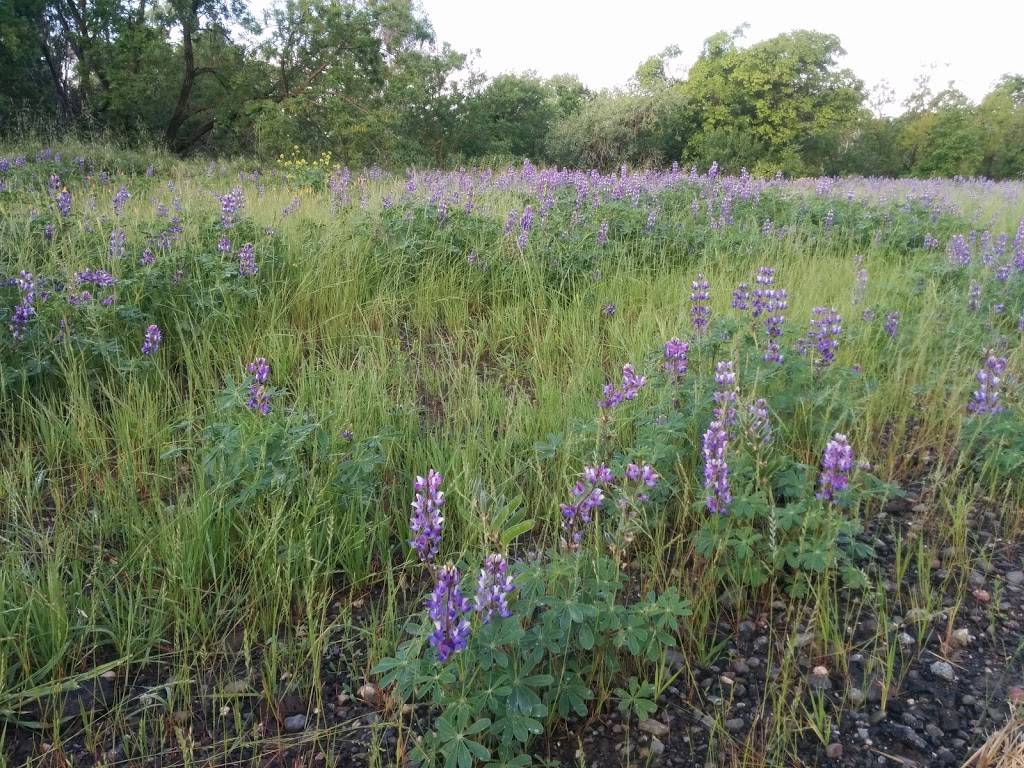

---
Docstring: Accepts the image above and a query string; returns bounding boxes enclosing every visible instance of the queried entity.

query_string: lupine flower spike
[426,563,471,662]
[409,469,445,562]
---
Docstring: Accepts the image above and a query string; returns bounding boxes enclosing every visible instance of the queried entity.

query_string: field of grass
[1,142,1022,767]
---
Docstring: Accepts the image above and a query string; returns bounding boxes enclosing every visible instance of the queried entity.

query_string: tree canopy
[1,3,1021,178]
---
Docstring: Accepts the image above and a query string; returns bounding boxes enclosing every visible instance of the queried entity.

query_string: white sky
[421,0,1024,111]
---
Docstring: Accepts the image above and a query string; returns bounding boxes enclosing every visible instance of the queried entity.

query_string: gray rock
[725,718,745,733]
[1006,571,1024,586]
[638,718,670,738]
[283,714,307,733]
[649,736,665,756]
[848,688,866,707]
[930,660,956,682]
[825,743,843,760]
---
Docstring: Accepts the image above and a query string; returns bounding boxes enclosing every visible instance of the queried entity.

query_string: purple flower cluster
[597,219,609,246]
[139,248,155,266]
[9,272,35,340]
[409,469,445,563]
[967,352,1008,415]
[817,433,854,502]
[113,185,130,215]
[218,236,232,254]
[923,233,939,250]
[731,283,750,310]
[474,553,515,623]
[426,563,472,662]
[751,267,775,318]
[599,363,646,409]
[884,311,900,339]
[141,324,161,355]
[219,187,245,228]
[237,243,258,276]
[245,357,272,414]
[55,190,71,218]
[712,360,738,425]
[948,234,971,266]
[690,273,710,334]
[802,307,842,368]
[560,464,613,550]
[702,420,731,514]
[663,337,689,382]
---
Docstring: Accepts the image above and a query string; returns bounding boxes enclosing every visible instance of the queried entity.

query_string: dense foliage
[2,4,1023,178]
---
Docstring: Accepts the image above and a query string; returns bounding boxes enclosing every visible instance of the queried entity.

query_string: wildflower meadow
[1,143,1022,767]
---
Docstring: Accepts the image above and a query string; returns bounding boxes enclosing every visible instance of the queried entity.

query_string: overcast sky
[420,0,1023,111]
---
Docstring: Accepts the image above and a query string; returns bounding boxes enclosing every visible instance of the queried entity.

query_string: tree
[683,29,865,174]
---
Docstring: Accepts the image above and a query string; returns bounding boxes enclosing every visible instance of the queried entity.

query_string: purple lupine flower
[9,272,35,340]
[862,308,875,322]
[597,219,609,246]
[113,185,130,215]
[601,302,616,317]
[109,228,126,259]
[141,324,162,355]
[237,243,258,276]
[219,187,245,228]
[474,553,515,623]
[520,205,534,233]
[409,469,445,563]
[823,209,835,230]
[43,223,54,241]
[426,563,472,662]
[751,267,775,318]
[884,311,900,339]
[245,357,272,414]
[996,264,1012,282]
[763,288,788,364]
[802,307,842,368]
[948,234,971,266]
[75,269,117,287]
[923,233,939,250]
[467,250,478,266]
[560,464,613,550]
[155,202,169,217]
[218,236,232,254]
[48,174,61,191]
[690,273,710,334]
[624,462,659,487]
[712,360,738,426]
[599,364,646,409]
[139,248,155,266]
[748,399,771,446]
[817,433,854,502]
[702,420,731,514]
[853,268,868,305]
[663,337,689,382]
[503,210,517,236]
[282,196,300,217]
[967,280,981,312]
[55,190,71,218]
[146,164,154,178]
[967,352,1008,415]
[731,283,750,311]
[761,218,773,235]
